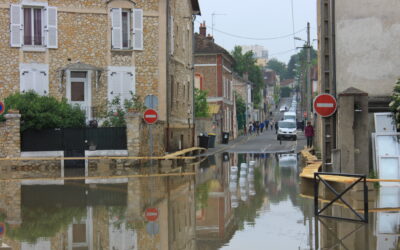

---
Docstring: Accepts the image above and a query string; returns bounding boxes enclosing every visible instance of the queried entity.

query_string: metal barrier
[314,172,368,223]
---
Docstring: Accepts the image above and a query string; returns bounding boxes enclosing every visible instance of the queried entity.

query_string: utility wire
[269,48,297,57]
[196,20,306,41]
[291,0,296,49]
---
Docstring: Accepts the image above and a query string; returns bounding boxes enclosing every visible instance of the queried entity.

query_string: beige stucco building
[316,0,400,173]
[0,0,200,152]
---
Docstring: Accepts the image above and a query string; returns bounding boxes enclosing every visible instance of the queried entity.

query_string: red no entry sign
[143,109,158,124]
[314,94,337,117]
[0,101,5,115]
[145,208,159,221]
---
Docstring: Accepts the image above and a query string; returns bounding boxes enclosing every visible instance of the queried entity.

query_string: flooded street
[0,151,398,249]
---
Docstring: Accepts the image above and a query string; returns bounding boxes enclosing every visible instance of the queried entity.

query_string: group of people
[244,119,315,148]
[246,119,279,136]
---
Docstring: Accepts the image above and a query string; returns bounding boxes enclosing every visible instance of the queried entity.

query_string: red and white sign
[314,94,337,117]
[145,208,159,221]
[0,101,5,115]
[143,109,158,124]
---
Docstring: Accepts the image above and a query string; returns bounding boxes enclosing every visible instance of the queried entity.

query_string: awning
[57,62,104,72]
[208,104,220,114]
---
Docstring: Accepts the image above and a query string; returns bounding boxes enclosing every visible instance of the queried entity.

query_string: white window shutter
[35,66,49,96]
[111,8,122,49]
[170,16,174,55]
[10,4,22,47]
[46,7,58,49]
[108,71,122,102]
[20,68,30,93]
[122,70,135,102]
[133,9,143,50]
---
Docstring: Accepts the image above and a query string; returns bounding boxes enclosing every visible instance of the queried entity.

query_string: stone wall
[126,112,165,157]
[0,111,21,158]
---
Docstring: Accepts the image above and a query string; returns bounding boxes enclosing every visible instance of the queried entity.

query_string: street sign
[143,109,158,124]
[145,208,158,221]
[314,94,337,117]
[0,222,5,237]
[146,221,159,235]
[0,102,5,115]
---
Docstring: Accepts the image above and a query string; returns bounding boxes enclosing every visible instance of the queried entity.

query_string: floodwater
[0,153,399,250]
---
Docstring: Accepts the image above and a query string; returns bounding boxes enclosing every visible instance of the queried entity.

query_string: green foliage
[267,58,288,79]
[273,86,281,104]
[280,86,292,98]
[368,170,380,189]
[390,79,400,130]
[235,92,246,130]
[287,46,317,81]
[231,46,264,107]
[101,94,146,127]
[194,88,209,118]
[7,206,86,243]
[195,181,211,209]
[0,91,85,131]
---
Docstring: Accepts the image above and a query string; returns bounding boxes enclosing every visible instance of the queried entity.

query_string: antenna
[211,12,226,37]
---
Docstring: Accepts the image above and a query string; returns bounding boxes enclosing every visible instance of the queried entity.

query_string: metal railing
[314,172,368,223]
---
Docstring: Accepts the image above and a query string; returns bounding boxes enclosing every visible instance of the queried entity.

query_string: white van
[277,119,297,140]
[283,111,296,121]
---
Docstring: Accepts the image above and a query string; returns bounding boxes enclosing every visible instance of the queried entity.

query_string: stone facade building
[0,0,200,154]
[232,72,252,129]
[194,22,236,140]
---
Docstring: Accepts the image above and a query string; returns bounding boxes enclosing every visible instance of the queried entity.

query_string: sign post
[0,222,5,238]
[0,102,5,115]
[313,94,337,117]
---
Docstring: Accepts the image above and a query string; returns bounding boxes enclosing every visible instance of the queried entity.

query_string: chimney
[206,34,214,42]
[199,21,206,37]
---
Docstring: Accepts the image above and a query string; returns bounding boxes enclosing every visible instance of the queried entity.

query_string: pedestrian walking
[248,122,253,135]
[274,121,279,134]
[305,122,314,148]
[270,120,274,131]
[260,122,265,133]
[265,119,269,129]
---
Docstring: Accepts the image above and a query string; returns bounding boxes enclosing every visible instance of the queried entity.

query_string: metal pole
[306,22,311,122]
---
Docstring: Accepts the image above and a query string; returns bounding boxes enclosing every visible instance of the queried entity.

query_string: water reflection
[0,153,398,249]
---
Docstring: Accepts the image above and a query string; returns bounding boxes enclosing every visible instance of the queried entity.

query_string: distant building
[240,45,268,60]
[194,22,236,140]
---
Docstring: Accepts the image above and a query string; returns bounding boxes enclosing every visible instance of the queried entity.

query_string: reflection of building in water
[0,169,196,250]
[196,154,236,248]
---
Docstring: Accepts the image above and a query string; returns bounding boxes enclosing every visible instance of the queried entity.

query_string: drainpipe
[191,14,197,147]
[166,0,170,152]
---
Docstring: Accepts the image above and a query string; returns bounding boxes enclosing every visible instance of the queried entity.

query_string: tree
[389,79,400,129]
[287,46,318,81]
[266,58,288,79]
[280,86,292,97]
[194,88,209,118]
[235,92,246,131]
[0,91,85,131]
[231,46,264,108]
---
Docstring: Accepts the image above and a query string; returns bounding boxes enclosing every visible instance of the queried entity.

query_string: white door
[67,71,92,121]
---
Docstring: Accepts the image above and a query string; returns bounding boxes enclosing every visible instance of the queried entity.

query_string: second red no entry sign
[143,109,158,124]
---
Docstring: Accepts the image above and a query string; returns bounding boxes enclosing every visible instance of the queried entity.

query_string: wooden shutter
[170,16,174,55]
[20,66,30,93]
[45,7,58,48]
[108,70,122,102]
[111,8,122,49]
[34,65,49,95]
[133,9,143,50]
[10,4,22,47]
[122,70,135,102]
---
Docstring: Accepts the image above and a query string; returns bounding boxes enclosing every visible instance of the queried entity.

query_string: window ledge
[111,49,134,52]
[22,46,46,52]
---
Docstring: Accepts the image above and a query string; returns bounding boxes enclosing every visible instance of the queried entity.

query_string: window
[111,8,143,50]
[23,8,43,45]
[10,4,57,48]
[108,66,135,104]
[70,71,87,102]
[20,63,49,95]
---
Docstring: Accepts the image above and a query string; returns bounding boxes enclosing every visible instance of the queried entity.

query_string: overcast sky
[195,0,317,64]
